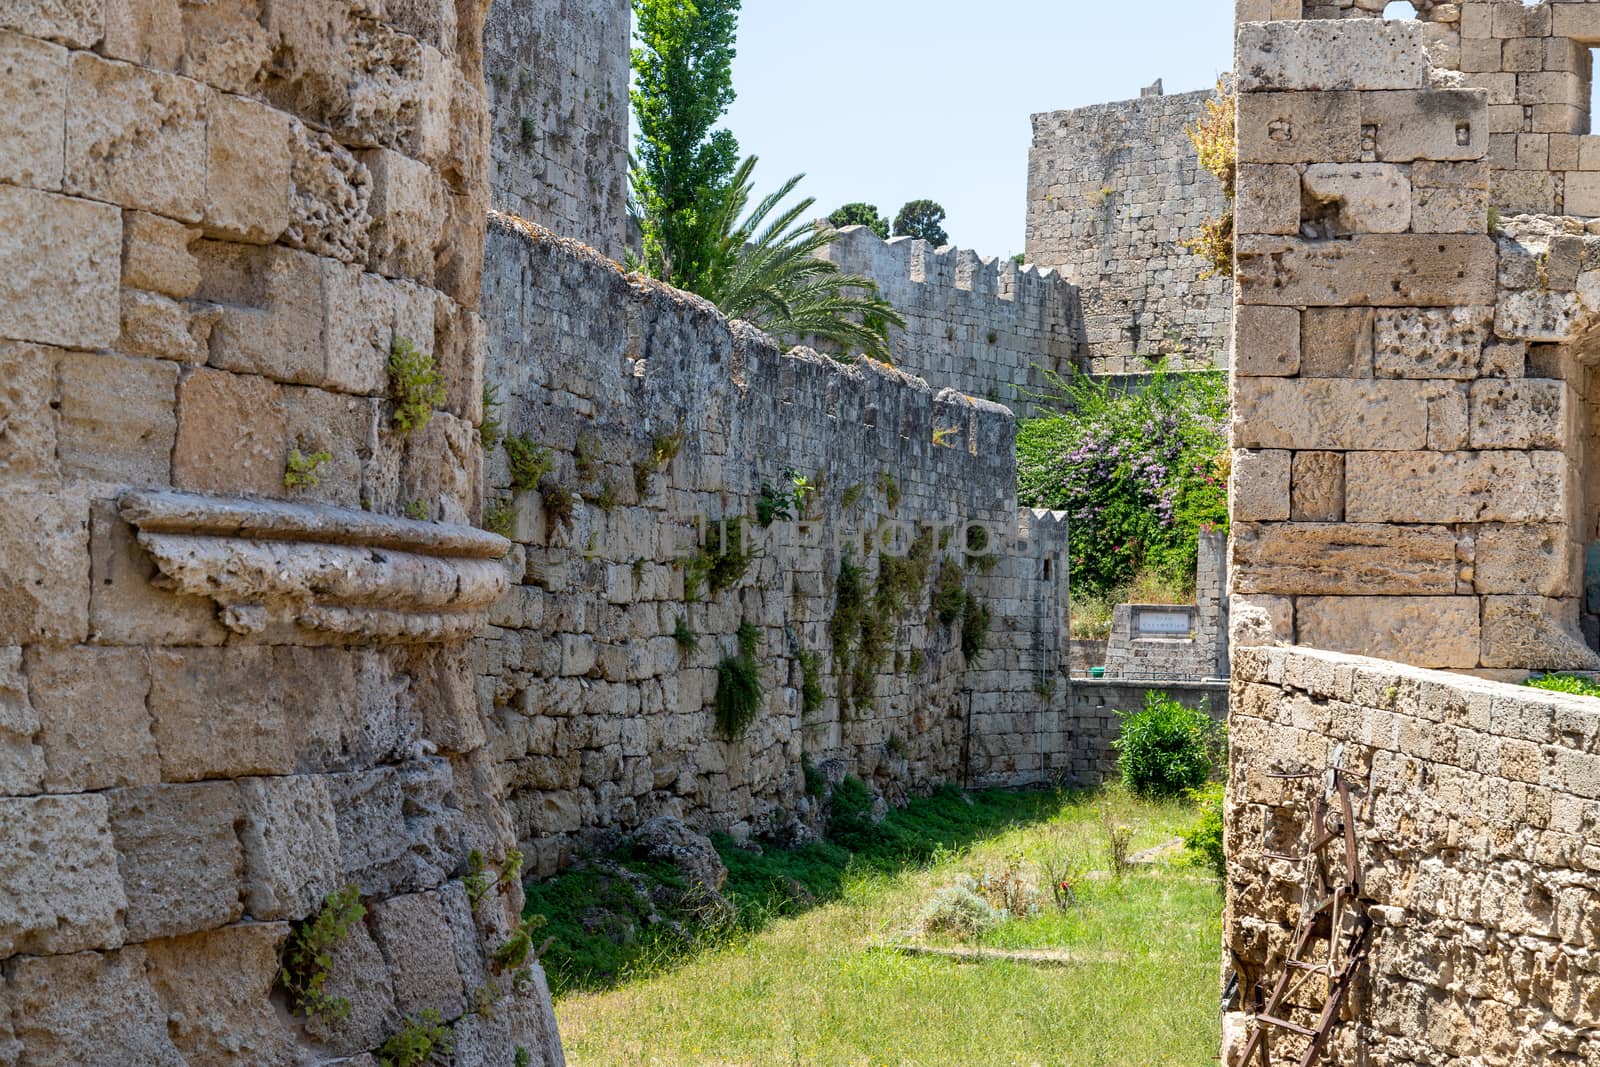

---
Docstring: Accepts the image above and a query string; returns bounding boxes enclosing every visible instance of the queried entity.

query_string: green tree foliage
[1184,783,1225,878]
[630,0,743,290]
[1114,692,1215,798]
[1016,367,1228,600]
[827,202,890,239]
[893,199,949,246]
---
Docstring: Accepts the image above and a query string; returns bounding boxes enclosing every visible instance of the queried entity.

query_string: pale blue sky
[722,0,1236,259]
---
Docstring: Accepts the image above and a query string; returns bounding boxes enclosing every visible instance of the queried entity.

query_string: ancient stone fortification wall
[1224,645,1600,1065]
[1229,14,1600,673]
[485,0,628,259]
[811,225,1085,418]
[1026,86,1234,373]
[480,215,1075,873]
[0,0,562,1061]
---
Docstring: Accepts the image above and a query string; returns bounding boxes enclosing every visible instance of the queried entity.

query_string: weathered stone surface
[1233,305,1300,375]
[1237,91,1361,164]
[1494,289,1583,343]
[0,488,89,644]
[57,351,179,485]
[237,773,341,921]
[1481,596,1600,670]
[0,342,60,482]
[0,184,121,348]
[204,89,292,243]
[107,781,244,940]
[302,912,402,1055]
[143,924,297,1066]
[1475,524,1572,599]
[507,966,567,1067]
[87,497,227,645]
[1345,451,1567,524]
[1237,235,1497,307]
[323,263,396,394]
[197,241,328,385]
[1411,184,1489,234]
[328,758,465,898]
[173,367,288,496]
[1235,164,1302,237]
[27,645,157,793]
[101,0,181,69]
[176,0,272,93]
[286,123,372,263]
[118,289,210,363]
[1231,450,1291,522]
[64,52,207,220]
[1237,19,1425,92]
[369,891,467,1019]
[0,648,44,797]
[1302,163,1412,234]
[121,210,200,297]
[1468,379,1567,450]
[1373,307,1493,379]
[0,30,67,190]
[363,146,444,282]
[1232,523,1459,597]
[1361,89,1489,163]
[1291,452,1344,523]
[1301,307,1374,377]
[8,948,184,1067]
[0,794,126,956]
[1296,595,1482,669]
[1233,378,1429,450]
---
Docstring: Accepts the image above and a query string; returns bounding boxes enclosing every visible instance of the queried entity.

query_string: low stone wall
[1224,644,1600,1065]
[1064,679,1228,784]
[1104,528,1228,681]
[481,216,1074,874]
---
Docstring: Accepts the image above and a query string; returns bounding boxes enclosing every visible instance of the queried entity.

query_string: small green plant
[284,448,332,491]
[1185,783,1226,879]
[483,497,515,538]
[540,481,578,535]
[915,881,1006,939]
[520,115,537,147]
[505,435,555,493]
[378,1009,452,1067]
[932,425,959,448]
[280,884,366,1021]
[960,598,992,661]
[464,848,526,911]
[1100,806,1134,878]
[481,384,504,450]
[515,1050,532,1067]
[634,426,686,495]
[1525,673,1600,698]
[932,560,967,626]
[469,982,497,1019]
[685,517,753,597]
[715,622,765,741]
[877,471,900,511]
[798,650,825,717]
[673,616,698,654]
[404,499,430,521]
[801,752,827,797]
[494,914,552,973]
[574,430,602,481]
[1487,205,1501,232]
[586,477,619,511]
[388,338,447,434]
[1114,692,1215,798]
[840,483,865,511]
[908,648,925,674]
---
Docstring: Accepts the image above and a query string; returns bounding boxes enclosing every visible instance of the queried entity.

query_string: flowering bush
[1017,366,1228,600]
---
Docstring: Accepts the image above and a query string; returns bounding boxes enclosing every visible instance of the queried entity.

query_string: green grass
[1524,673,1600,698]
[539,787,1222,1066]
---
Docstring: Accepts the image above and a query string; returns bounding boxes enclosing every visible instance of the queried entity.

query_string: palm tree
[633,157,905,363]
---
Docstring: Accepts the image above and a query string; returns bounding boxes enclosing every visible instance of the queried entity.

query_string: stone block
[369,891,467,1019]
[1301,307,1374,378]
[1427,387,1468,451]
[0,184,121,348]
[121,209,200,297]
[1291,452,1345,523]
[283,385,372,509]
[5,0,100,46]
[1237,235,1496,307]
[1231,449,1291,523]
[1237,91,1361,164]
[0,341,60,482]
[0,647,44,796]
[144,924,298,1066]
[1495,290,1582,343]
[237,774,341,921]
[1235,164,1302,237]
[101,0,181,69]
[118,289,210,363]
[1236,19,1425,92]
[327,759,463,898]
[57,351,179,486]
[197,241,328,385]
[1552,3,1600,39]
[1233,378,1429,450]
[286,122,372,264]
[301,916,402,1056]
[64,52,206,220]
[1232,523,1459,596]
[0,487,89,644]
[1481,596,1600,670]
[323,263,396,394]
[1476,524,1574,597]
[1374,307,1493,380]
[362,146,445,282]
[1569,172,1600,219]
[1345,451,1567,524]
[1303,162,1412,236]
[0,30,68,190]
[7,948,184,1067]
[1361,89,1488,163]
[106,780,244,940]
[1468,380,1567,450]
[204,90,292,244]
[1296,596,1481,669]
[88,497,226,646]
[172,366,288,496]
[176,0,273,94]
[0,794,126,956]
[27,645,158,793]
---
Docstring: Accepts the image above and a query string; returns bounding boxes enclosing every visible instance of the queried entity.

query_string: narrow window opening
[1588,48,1598,135]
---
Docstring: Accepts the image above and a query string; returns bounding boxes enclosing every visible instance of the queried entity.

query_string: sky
[721,0,1237,260]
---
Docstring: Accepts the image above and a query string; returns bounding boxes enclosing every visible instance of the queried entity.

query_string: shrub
[915,882,1004,939]
[960,598,992,661]
[1114,692,1215,798]
[826,775,879,851]
[481,384,504,450]
[379,1010,452,1067]
[388,338,447,434]
[1524,673,1600,698]
[1185,783,1226,879]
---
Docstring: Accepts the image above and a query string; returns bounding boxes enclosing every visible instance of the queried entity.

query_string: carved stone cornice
[119,491,512,643]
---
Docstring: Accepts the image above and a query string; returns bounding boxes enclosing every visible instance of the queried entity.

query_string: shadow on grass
[523,783,1078,997]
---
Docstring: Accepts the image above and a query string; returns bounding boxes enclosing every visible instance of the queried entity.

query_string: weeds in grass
[1184,783,1225,878]
[1100,807,1133,878]
[915,882,1005,939]
[976,853,1041,919]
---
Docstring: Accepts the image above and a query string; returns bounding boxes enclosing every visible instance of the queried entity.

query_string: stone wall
[0,0,562,1061]
[479,215,1074,873]
[810,225,1085,418]
[1230,13,1600,673]
[1104,527,1229,680]
[1027,86,1234,373]
[485,0,628,259]
[1223,644,1600,1065]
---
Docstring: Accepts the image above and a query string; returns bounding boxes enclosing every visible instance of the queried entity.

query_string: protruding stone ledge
[119,491,511,643]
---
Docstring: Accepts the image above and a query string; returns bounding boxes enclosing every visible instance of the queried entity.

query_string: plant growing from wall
[280,884,366,1021]
[481,384,505,450]
[798,650,825,717]
[877,471,900,511]
[714,621,764,740]
[540,482,578,535]
[684,516,753,598]
[388,338,447,434]
[673,616,698,653]
[494,914,552,973]
[1181,82,1236,278]
[404,499,430,522]
[574,430,602,481]
[634,425,686,495]
[379,1010,453,1067]
[960,597,992,661]
[284,448,332,491]
[504,435,555,493]
[893,199,949,246]
[828,202,890,238]
[483,497,515,539]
